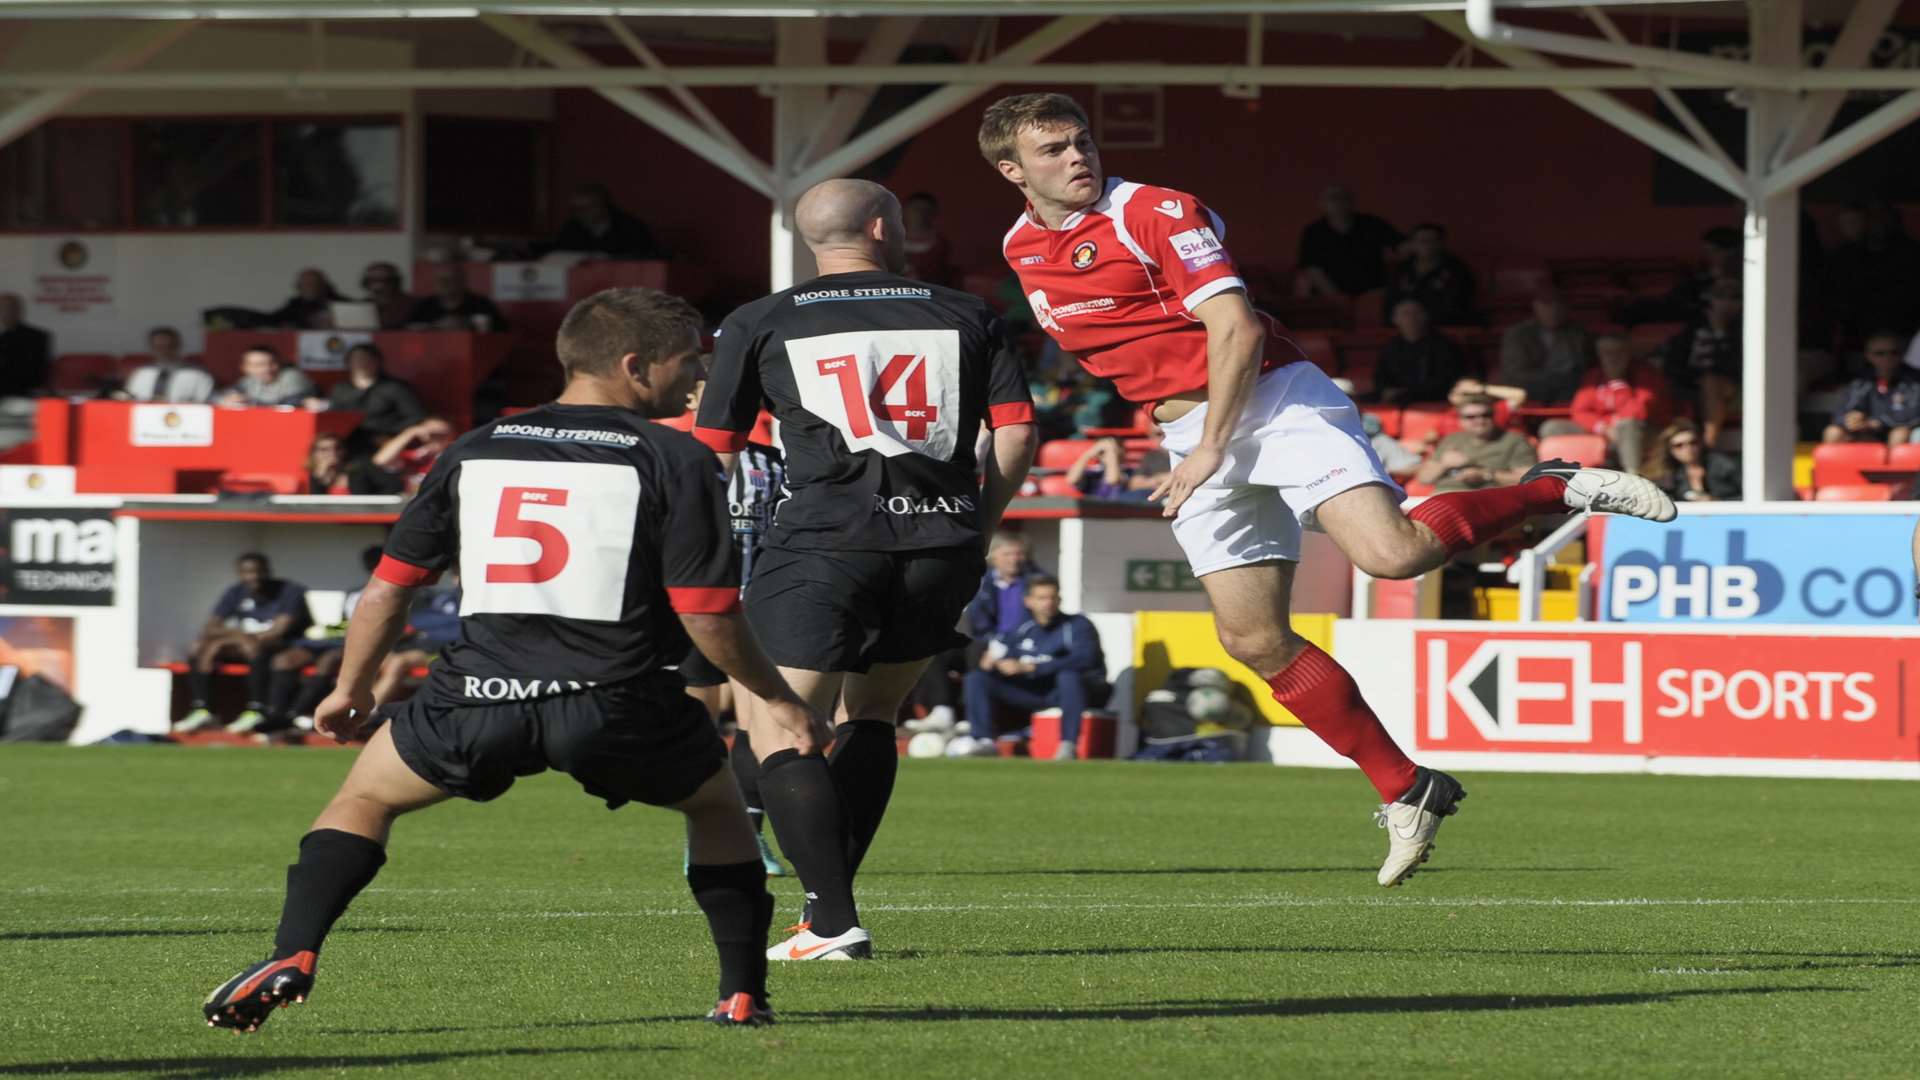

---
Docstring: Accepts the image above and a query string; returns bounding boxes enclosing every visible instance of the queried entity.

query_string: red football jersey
[1003,178,1287,404]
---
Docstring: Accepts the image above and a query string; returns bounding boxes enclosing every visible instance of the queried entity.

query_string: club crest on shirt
[1071,241,1098,270]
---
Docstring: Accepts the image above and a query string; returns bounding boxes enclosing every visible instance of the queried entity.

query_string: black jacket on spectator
[328,375,427,440]
[551,208,667,260]
[1662,322,1741,388]
[1385,257,1476,326]
[0,323,52,397]
[1376,334,1465,404]
[408,293,508,331]
[268,296,335,330]
[1832,372,1920,431]
[1296,214,1401,296]
[1660,452,1743,502]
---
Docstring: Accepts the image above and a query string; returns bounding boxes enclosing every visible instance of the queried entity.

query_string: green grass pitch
[2,745,1916,1078]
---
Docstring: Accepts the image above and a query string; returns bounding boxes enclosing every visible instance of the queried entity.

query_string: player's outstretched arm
[680,612,831,754]
[981,421,1037,534]
[314,576,418,741]
[1152,289,1265,516]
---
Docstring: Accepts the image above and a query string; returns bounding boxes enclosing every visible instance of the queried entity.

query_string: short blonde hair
[977,93,1091,166]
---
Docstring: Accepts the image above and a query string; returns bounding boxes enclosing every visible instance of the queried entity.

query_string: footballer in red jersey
[985,92,1678,886]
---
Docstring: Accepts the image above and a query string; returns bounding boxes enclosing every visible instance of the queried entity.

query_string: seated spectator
[1376,299,1464,405]
[1644,418,1740,502]
[1551,334,1670,472]
[263,545,382,734]
[963,575,1110,759]
[309,343,426,448]
[549,183,666,259]
[1065,437,1168,502]
[370,416,457,495]
[1662,279,1742,449]
[409,268,508,332]
[120,326,216,403]
[966,531,1045,644]
[1624,226,1740,326]
[1384,222,1475,326]
[0,292,51,400]
[1823,331,1920,446]
[1827,203,1920,340]
[1294,184,1402,298]
[369,575,462,706]
[1413,394,1536,493]
[1362,412,1423,481]
[1449,376,1525,413]
[901,192,954,286]
[1499,288,1592,405]
[306,433,353,496]
[269,268,345,329]
[360,261,416,330]
[220,345,316,407]
[173,553,310,735]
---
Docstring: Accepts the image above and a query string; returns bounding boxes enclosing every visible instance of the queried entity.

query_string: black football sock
[188,668,213,710]
[266,668,302,721]
[755,750,859,937]
[730,729,765,815]
[687,860,773,1005]
[271,829,387,959]
[290,675,332,720]
[828,720,899,877]
[246,654,276,711]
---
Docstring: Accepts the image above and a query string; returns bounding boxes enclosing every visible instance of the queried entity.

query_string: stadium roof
[0,1,1767,18]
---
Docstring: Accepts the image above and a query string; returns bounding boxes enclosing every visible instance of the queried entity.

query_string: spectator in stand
[262,545,381,735]
[120,326,216,403]
[1499,288,1593,405]
[1625,226,1740,326]
[269,268,345,330]
[368,575,463,705]
[360,261,416,330]
[1294,184,1402,298]
[305,432,354,495]
[1064,436,1169,502]
[1644,418,1740,502]
[1550,334,1669,472]
[1662,279,1742,449]
[1413,393,1536,494]
[963,575,1109,759]
[174,552,310,735]
[549,183,666,260]
[409,267,508,332]
[220,345,316,407]
[1829,204,1920,339]
[1375,299,1465,405]
[966,531,1044,645]
[901,192,954,286]
[0,293,51,401]
[1362,412,1423,482]
[1385,223,1475,326]
[369,415,457,495]
[306,343,425,450]
[1823,331,1920,446]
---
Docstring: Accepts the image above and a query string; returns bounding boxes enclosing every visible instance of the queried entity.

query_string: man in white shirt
[121,327,217,403]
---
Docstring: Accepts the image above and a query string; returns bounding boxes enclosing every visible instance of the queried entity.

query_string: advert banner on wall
[1415,629,1917,763]
[0,509,117,607]
[1600,513,1920,626]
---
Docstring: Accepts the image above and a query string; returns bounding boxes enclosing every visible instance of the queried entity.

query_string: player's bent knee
[1215,624,1306,676]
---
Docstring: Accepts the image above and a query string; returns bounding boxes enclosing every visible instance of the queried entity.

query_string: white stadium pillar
[1741,0,1801,502]
[768,20,826,292]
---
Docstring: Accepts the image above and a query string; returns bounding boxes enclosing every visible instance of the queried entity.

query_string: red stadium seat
[1815,483,1896,501]
[1492,260,1550,298]
[1537,433,1608,467]
[51,354,121,395]
[1036,474,1080,498]
[218,471,308,495]
[1036,438,1095,472]
[1887,443,1920,473]
[1121,437,1161,467]
[1812,442,1887,490]
[1398,403,1451,446]
[1360,403,1400,438]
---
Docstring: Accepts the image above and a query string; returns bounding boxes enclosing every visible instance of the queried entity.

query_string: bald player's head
[795,179,907,274]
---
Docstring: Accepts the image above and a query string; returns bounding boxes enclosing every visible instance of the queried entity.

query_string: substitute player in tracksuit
[202,288,830,1031]
[984,92,1677,886]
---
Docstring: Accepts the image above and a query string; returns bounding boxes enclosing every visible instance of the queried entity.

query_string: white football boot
[1522,459,1677,522]
[766,925,872,961]
[1375,767,1467,888]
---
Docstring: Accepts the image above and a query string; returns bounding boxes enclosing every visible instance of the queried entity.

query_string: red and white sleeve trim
[373,555,439,587]
[1181,276,1245,313]
[986,401,1036,429]
[692,426,750,454]
[667,586,741,615]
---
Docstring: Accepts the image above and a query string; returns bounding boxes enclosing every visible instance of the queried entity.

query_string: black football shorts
[386,674,725,809]
[744,545,982,673]
[678,645,726,689]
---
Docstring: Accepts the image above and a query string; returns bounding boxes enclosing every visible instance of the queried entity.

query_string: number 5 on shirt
[784,329,962,460]
[457,459,640,622]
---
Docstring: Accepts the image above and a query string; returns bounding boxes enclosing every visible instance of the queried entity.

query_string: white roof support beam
[1762,88,1920,200]
[598,14,761,173]
[0,19,197,152]
[789,14,1105,191]
[1429,13,1748,199]
[1465,0,1774,83]
[478,12,775,197]
[796,16,921,169]
[1582,6,1741,185]
[1777,0,1899,163]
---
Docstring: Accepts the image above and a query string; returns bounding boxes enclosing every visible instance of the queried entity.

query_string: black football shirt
[694,270,1034,553]
[374,402,738,703]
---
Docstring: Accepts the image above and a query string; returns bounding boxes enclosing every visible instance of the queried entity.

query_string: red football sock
[1406,477,1566,556]
[1266,643,1417,802]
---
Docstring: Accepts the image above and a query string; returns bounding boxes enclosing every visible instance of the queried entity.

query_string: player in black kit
[695,179,1037,960]
[201,288,830,1031]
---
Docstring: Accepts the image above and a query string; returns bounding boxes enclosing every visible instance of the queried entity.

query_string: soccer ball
[944,735,979,758]
[1185,685,1236,724]
[906,731,950,758]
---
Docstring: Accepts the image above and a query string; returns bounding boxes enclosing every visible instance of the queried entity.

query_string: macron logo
[1152,199,1184,220]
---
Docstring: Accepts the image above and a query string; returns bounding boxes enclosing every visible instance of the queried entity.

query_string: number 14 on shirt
[784,329,963,460]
